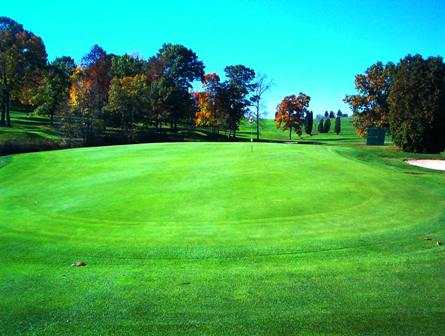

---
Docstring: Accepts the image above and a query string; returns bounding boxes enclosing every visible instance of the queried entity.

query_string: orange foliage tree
[194,73,221,131]
[194,92,216,127]
[344,62,395,136]
[275,93,311,140]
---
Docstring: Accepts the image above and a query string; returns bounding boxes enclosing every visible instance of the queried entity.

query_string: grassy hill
[1,142,444,335]
[0,112,64,155]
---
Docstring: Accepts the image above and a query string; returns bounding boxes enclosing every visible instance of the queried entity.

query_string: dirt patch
[406,160,445,171]
[71,260,87,267]
[404,171,425,175]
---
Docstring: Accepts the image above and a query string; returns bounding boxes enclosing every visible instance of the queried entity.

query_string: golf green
[1,142,444,335]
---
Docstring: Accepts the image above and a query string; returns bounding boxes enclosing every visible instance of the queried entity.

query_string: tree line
[271,56,445,153]
[1,17,443,153]
[344,55,445,153]
[273,95,343,139]
[0,17,271,145]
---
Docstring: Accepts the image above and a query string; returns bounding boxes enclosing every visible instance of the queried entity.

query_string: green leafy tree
[147,77,174,130]
[151,44,204,88]
[0,17,47,127]
[35,57,75,123]
[147,44,204,128]
[105,74,150,141]
[111,54,146,78]
[388,54,445,153]
[221,65,256,138]
[52,56,76,77]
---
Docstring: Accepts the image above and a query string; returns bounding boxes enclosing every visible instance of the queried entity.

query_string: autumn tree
[251,74,272,140]
[275,93,311,140]
[81,45,112,111]
[67,45,112,144]
[201,73,224,131]
[344,62,396,136]
[388,55,445,153]
[193,73,226,133]
[194,91,217,128]
[0,17,47,127]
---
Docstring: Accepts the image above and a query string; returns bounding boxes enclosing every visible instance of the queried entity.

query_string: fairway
[1,142,444,335]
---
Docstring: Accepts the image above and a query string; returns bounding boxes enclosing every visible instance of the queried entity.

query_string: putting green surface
[1,143,444,335]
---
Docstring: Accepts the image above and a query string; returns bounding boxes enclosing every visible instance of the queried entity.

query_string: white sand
[406,160,445,171]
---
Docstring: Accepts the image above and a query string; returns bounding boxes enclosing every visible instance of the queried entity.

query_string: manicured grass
[1,142,444,335]
[237,117,366,144]
[0,111,60,142]
[0,112,63,155]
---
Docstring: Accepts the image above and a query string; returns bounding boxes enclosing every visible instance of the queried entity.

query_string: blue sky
[3,0,444,117]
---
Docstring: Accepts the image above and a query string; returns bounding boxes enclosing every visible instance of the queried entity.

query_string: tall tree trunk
[5,89,11,127]
[289,127,292,140]
[256,104,260,140]
[0,104,5,127]
[1,88,6,126]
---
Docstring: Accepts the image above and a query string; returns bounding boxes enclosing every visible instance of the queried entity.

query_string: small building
[367,128,386,145]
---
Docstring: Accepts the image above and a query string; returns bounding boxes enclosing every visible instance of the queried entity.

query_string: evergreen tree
[323,118,331,133]
[335,116,341,135]
[304,111,313,135]
[317,118,324,133]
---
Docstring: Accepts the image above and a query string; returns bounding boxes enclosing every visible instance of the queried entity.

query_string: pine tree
[335,116,341,135]
[323,118,331,133]
[317,118,324,133]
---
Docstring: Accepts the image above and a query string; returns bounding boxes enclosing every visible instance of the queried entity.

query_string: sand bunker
[406,160,445,171]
